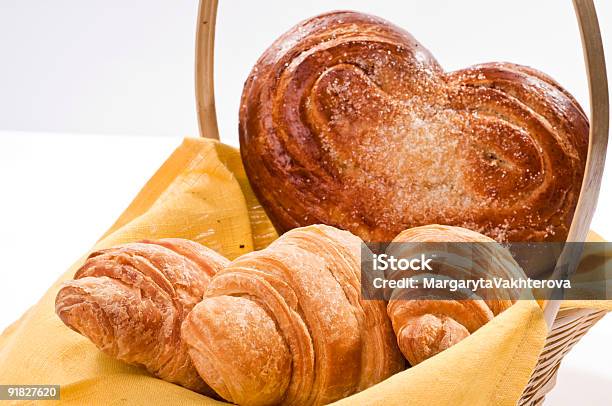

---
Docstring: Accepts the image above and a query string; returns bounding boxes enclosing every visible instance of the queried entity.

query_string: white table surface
[0,131,610,404]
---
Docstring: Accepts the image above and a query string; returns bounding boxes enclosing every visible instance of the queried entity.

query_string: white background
[1,0,612,143]
[0,1,611,404]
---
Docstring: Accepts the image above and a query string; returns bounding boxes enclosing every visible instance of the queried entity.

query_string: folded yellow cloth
[0,138,609,406]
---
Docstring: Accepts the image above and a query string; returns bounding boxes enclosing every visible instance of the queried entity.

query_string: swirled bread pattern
[55,239,229,395]
[386,225,526,365]
[240,11,588,243]
[182,224,404,406]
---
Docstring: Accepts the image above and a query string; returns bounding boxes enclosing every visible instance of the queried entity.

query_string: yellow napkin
[0,138,609,405]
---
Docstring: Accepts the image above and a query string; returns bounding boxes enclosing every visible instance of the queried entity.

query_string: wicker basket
[193,1,610,404]
[520,307,608,405]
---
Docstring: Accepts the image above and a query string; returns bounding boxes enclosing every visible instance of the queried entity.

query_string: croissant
[239,11,588,243]
[55,238,229,395]
[385,225,526,366]
[181,224,405,406]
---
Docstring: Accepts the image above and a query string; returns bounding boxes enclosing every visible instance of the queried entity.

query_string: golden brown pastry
[182,224,405,406]
[386,225,526,365]
[239,11,588,243]
[55,238,229,395]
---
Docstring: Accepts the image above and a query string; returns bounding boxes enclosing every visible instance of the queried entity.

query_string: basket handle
[195,0,220,140]
[193,1,609,328]
[542,0,609,327]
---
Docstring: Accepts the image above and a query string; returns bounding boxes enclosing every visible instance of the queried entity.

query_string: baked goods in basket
[55,239,229,395]
[239,11,588,243]
[386,225,526,365]
[182,224,405,406]
[54,224,531,404]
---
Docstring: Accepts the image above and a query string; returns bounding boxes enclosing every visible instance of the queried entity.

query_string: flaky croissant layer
[55,229,527,403]
[386,225,527,365]
[182,224,405,406]
[55,238,229,395]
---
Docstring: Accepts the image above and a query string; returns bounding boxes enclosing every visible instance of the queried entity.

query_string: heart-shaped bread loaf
[239,11,588,243]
